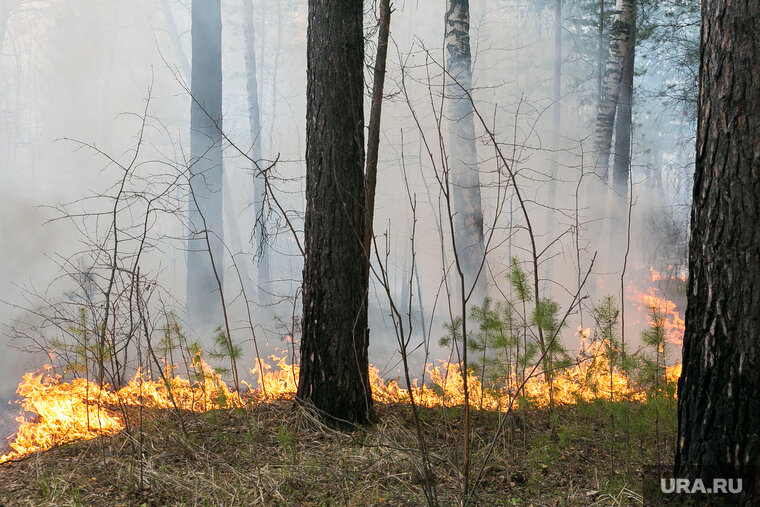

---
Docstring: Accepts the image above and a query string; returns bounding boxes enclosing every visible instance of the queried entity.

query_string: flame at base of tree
[365,340,672,411]
[1,342,681,465]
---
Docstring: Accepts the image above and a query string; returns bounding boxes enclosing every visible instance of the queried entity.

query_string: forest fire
[0,358,240,464]
[0,268,686,466]
[1,340,681,465]
[649,266,688,283]
[633,286,686,346]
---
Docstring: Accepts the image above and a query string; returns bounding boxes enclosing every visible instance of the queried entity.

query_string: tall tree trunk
[597,0,604,102]
[675,1,760,504]
[159,0,190,77]
[267,0,283,158]
[611,17,635,199]
[242,0,271,304]
[186,0,224,336]
[545,0,562,286]
[608,7,635,261]
[364,0,391,279]
[296,0,372,426]
[0,3,10,59]
[551,0,561,178]
[592,0,635,180]
[445,0,486,302]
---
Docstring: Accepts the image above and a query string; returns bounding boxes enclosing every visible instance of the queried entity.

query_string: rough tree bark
[592,0,635,180]
[675,0,760,504]
[186,0,224,335]
[296,0,373,425]
[242,0,271,304]
[445,0,487,301]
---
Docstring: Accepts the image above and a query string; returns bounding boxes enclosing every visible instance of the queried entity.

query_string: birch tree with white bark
[445,0,486,302]
[592,0,636,180]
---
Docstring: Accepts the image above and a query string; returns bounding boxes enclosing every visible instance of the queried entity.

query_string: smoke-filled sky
[0,0,696,416]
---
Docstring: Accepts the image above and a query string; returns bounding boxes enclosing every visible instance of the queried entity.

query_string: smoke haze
[0,0,695,442]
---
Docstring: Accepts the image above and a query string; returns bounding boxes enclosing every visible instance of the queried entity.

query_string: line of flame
[2,305,684,465]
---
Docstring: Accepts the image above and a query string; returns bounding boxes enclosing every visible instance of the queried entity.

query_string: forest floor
[0,396,676,506]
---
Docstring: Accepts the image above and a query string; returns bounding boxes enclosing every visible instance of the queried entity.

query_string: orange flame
[252,355,299,399]
[633,286,685,346]
[2,347,683,464]
[0,358,239,464]
[250,347,668,410]
[649,266,688,284]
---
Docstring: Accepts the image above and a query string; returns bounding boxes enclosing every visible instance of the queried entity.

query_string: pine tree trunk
[445,0,486,301]
[675,1,760,504]
[186,0,224,336]
[296,0,372,426]
[592,0,635,180]
[243,0,271,304]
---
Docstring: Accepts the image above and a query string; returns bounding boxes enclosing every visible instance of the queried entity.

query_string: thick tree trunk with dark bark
[296,0,372,426]
[592,0,635,180]
[445,0,486,301]
[186,0,224,336]
[243,0,271,304]
[676,1,760,504]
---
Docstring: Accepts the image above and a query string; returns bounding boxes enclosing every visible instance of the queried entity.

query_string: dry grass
[0,396,675,506]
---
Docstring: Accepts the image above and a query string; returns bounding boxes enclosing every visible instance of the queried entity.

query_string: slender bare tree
[242,0,271,303]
